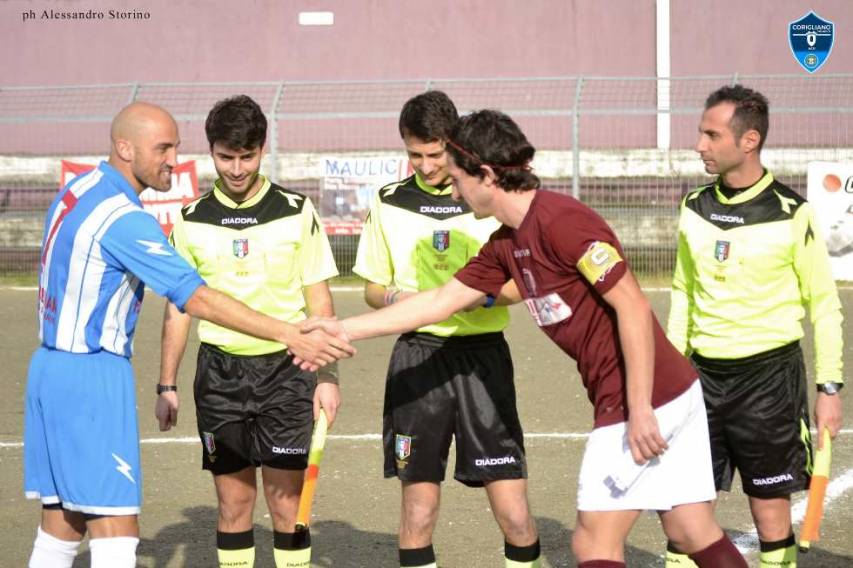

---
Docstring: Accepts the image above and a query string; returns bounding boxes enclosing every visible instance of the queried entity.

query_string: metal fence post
[268,81,286,184]
[572,77,584,200]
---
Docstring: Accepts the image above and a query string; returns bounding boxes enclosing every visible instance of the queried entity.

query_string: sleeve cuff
[169,274,206,313]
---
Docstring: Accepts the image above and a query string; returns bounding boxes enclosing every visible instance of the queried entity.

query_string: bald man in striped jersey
[23,102,351,568]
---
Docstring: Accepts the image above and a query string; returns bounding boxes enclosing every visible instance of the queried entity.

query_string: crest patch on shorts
[395,434,412,469]
[202,431,216,455]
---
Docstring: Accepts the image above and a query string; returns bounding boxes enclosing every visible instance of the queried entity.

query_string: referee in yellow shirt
[666,85,844,568]
[156,95,340,568]
[353,90,540,568]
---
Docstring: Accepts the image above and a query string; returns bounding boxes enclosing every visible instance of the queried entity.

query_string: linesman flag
[296,410,329,531]
[799,428,832,552]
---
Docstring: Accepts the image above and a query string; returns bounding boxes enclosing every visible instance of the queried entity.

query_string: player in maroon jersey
[299,109,746,568]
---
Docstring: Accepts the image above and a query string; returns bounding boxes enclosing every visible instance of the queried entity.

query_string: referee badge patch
[232,238,249,258]
[395,434,412,460]
[202,431,216,455]
[432,230,450,252]
[715,240,730,262]
[578,241,622,284]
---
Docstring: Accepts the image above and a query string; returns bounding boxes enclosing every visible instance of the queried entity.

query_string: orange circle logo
[823,174,842,192]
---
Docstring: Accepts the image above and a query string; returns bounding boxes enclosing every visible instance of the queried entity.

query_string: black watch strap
[156,384,178,395]
[817,382,844,395]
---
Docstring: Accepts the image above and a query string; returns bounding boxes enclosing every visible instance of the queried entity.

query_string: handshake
[289,316,355,371]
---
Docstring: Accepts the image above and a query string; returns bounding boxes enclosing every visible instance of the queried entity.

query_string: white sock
[89,536,139,568]
[29,525,80,568]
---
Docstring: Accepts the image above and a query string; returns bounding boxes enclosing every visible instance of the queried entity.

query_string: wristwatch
[156,384,178,395]
[817,382,844,395]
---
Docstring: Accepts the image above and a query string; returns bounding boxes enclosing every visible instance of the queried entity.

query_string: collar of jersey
[414,172,452,195]
[99,161,143,206]
[213,175,271,209]
[713,170,774,205]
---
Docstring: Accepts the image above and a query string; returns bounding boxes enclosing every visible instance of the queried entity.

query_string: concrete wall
[2,0,850,87]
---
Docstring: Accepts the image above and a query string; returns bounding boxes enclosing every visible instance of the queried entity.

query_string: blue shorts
[24,347,142,515]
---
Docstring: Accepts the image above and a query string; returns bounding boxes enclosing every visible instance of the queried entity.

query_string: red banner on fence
[60,160,199,235]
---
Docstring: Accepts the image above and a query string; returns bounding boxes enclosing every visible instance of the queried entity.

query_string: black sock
[505,539,541,562]
[217,529,254,550]
[759,534,796,553]
[399,544,436,567]
[274,529,311,550]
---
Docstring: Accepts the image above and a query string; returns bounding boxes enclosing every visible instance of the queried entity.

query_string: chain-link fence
[2,74,852,279]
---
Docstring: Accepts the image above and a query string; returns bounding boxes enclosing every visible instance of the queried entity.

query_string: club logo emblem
[202,431,216,455]
[789,11,834,73]
[395,434,412,460]
[433,230,450,252]
[232,238,249,258]
[715,240,730,263]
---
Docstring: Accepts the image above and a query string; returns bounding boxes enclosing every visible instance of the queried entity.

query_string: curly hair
[446,110,540,191]
[205,95,267,150]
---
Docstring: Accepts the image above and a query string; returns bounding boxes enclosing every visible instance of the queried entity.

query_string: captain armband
[577,241,623,284]
[317,361,339,385]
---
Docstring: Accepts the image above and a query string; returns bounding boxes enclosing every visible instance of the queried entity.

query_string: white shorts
[577,380,716,511]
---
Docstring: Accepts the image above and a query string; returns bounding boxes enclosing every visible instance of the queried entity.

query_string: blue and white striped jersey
[37,161,204,357]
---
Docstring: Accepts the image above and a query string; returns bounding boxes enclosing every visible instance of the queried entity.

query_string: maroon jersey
[455,190,696,428]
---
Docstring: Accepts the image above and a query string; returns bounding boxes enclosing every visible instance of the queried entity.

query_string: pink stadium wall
[3,0,850,87]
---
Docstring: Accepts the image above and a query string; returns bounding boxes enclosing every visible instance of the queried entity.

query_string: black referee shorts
[383,331,526,487]
[194,343,317,475]
[692,341,812,498]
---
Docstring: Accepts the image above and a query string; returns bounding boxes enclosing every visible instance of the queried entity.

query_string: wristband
[483,294,496,308]
[384,287,401,306]
[156,384,178,395]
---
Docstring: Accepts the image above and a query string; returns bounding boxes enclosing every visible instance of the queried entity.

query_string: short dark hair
[398,90,458,142]
[205,95,267,150]
[705,85,769,150]
[447,110,540,192]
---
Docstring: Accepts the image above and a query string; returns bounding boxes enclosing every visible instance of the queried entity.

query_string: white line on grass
[3,428,852,449]
[733,466,853,555]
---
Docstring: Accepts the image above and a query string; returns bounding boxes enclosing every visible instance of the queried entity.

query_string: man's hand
[314,382,341,427]
[301,316,348,337]
[626,406,668,464]
[815,392,843,450]
[155,391,179,432]
[287,319,354,371]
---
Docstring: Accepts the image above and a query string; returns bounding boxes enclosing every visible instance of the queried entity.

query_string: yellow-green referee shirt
[353,173,508,336]
[170,176,338,355]
[667,171,843,383]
